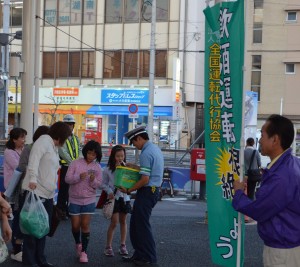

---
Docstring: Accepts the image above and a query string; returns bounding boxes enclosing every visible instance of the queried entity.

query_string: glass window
[253,22,262,43]
[105,0,123,23]
[58,0,71,25]
[286,11,297,22]
[141,0,168,22]
[81,51,95,78]
[69,52,81,77]
[286,63,295,74]
[56,52,68,77]
[104,51,122,78]
[254,0,263,9]
[11,6,22,27]
[42,52,55,78]
[125,0,139,22]
[43,51,94,78]
[139,50,167,78]
[84,0,96,24]
[124,51,138,77]
[44,0,57,25]
[71,0,82,25]
[140,50,150,77]
[155,50,167,77]
[251,55,262,100]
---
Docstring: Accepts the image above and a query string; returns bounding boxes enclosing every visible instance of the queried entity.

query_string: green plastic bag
[20,191,49,239]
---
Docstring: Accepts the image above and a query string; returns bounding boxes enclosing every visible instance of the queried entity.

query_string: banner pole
[237,0,247,266]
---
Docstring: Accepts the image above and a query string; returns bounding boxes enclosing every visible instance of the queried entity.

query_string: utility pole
[0,0,10,139]
[20,1,36,141]
[147,0,156,141]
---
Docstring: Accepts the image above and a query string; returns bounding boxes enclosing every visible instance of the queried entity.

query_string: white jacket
[22,135,60,199]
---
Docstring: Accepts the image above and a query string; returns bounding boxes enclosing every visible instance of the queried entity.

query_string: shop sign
[52,87,79,104]
[101,89,149,104]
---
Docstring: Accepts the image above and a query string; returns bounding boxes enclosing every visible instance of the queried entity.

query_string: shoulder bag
[247,150,262,182]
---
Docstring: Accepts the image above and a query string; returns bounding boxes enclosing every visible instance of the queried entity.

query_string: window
[44,0,96,25]
[103,50,167,79]
[253,22,262,43]
[42,52,55,78]
[139,50,167,78]
[253,0,263,44]
[81,51,95,78]
[11,6,22,27]
[124,51,138,77]
[105,0,123,23]
[105,0,169,23]
[103,51,122,78]
[286,11,297,22]
[251,55,262,100]
[285,63,295,74]
[42,51,95,79]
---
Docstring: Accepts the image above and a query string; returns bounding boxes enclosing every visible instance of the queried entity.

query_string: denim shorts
[68,202,95,216]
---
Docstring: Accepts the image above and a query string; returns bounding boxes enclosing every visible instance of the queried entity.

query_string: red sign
[128,104,138,114]
[53,88,79,96]
[190,148,206,181]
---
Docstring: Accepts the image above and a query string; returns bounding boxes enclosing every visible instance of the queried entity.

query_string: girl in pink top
[3,127,27,261]
[65,140,102,263]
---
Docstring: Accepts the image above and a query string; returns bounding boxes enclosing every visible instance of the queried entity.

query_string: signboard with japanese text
[101,89,149,104]
[204,1,245,266]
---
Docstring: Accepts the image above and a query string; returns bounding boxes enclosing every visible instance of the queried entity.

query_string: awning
[39,105,91,114]
[87,105,173,116]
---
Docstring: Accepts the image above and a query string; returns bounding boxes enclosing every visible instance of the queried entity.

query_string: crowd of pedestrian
[1,116,163,267]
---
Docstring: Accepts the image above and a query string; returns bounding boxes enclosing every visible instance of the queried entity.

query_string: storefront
[9,85,183,145]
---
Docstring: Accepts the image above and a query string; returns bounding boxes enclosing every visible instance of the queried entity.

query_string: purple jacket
[65,158,102,205]
[233,148,300,248]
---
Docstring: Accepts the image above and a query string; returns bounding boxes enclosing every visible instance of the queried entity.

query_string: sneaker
[104,246,114,257]
[79,251,88,263]
[11,251,22,262]
[119,244,128,255]
[76,243,82,257]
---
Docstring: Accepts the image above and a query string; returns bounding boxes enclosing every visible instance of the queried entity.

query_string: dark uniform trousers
[130,186,160,263]
[57,165,69,213]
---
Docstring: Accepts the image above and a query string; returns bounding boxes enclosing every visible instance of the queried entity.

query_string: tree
[40,95,64,125]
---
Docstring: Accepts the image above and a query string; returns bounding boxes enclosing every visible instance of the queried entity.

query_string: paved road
[3,196,263,267]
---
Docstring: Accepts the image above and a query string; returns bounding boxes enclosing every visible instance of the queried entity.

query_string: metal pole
[34,0,41,130]
[147,0,156,141]
[14,78,18,127]
[2,0,10,138]
[20,0,36,141]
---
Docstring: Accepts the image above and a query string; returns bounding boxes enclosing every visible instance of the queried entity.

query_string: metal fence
[100,145,191,168]
[0,141,191,168]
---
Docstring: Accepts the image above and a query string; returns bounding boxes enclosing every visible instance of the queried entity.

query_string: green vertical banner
[204,1,245,266]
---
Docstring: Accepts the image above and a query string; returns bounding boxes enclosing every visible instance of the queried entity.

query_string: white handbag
[102,198,115,220]
[0,228,8,263]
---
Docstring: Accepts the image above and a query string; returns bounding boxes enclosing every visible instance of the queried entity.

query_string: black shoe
[39,262,55,267]
[122,255,137,262]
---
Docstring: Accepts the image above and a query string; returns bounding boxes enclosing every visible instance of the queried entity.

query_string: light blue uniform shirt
[139,141,164,187]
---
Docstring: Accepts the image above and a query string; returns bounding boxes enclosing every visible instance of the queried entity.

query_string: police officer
[121,126,163,266]
[57,114,81,220]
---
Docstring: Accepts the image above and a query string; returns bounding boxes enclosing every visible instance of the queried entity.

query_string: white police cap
[124,126,147,144]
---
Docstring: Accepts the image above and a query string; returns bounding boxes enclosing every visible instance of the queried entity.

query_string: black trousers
[130,187,159,263]
[56,165,69,213]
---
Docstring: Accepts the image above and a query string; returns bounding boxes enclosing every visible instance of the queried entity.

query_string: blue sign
[101,89,149,104]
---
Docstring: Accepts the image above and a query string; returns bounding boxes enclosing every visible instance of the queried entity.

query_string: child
[102,145,131,257]
[65,140,102,263]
